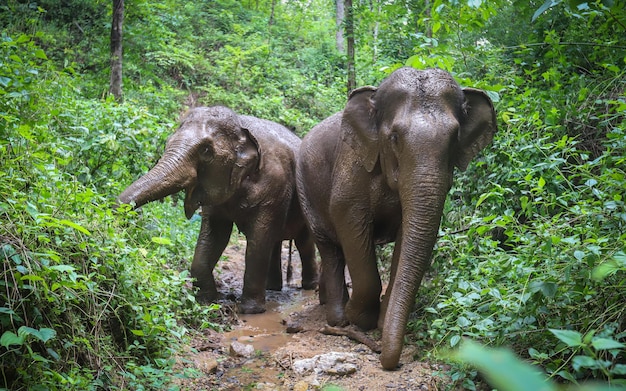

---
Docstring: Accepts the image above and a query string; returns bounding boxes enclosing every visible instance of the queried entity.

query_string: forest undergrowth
[1,0,625,389]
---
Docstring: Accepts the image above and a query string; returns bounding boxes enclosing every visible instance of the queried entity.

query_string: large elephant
[296,67,497,369]
[118,106,318,314]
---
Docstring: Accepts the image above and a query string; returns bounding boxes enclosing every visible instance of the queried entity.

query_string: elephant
[118,106,319,314]
[296,67,497,369]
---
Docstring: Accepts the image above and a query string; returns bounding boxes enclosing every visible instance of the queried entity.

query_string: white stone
[229,341,255,358]
[293,351,358,376]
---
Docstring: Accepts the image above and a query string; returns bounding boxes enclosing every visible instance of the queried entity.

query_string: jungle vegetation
[1,0,624,389]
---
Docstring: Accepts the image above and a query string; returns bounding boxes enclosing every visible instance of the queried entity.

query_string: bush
[0,33,210,390]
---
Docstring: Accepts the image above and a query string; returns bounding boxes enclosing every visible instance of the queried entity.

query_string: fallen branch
[319,325,381,353]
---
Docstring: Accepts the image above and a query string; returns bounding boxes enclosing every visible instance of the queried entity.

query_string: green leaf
[0,307,16,315]
[530,280,557,298]
[34,49,48,60]
[17,326,57,343]
[475,191,493,207]
[452,339,556,391]
[21,274,45,283]
[592,251,626,280]
[49,264,76,273]
[0,76,11,87]
[457,316,472,327]
[572,355,597,371]
[532,0,561,22]
[18,326,55,342]
[151,237,173,245]
[591,337,625,350]
[47,348,60,361]
[555,370,577,383]
[131,329,145,336]
[549,329,583,347]
[58,219,91,235]
[1,331,25,348]
[537,176,546,189]
[18,326,41,340]
[16,34,31,43]
[612,364,626,375]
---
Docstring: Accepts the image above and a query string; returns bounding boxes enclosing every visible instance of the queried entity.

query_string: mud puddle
[224,289,316,353]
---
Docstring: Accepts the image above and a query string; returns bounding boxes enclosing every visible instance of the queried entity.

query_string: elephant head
[342,67,497,369]
[118,106,261,216]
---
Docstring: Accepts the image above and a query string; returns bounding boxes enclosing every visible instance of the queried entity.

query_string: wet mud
[174,239,451,390]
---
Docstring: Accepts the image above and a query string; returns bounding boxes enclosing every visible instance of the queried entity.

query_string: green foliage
[0,33,209,390]
[452,339,618,391]
[2,0,625,388]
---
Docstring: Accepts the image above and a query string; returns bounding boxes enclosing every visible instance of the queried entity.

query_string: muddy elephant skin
[296,67,497,369]
[118,106,318,314]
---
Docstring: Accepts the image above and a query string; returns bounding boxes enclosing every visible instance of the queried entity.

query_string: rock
[229,341,255,358]
[293,380,310,391]
[255,382,277,389]
[285,320,303,333]
[196,357,218,375]
[293,352,358,376]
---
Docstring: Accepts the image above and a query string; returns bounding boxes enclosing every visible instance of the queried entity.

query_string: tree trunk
[345,0,356,94]
[109,0,124,102]
[425,0,432,39]
[335,0,345,52]
[268,0,276,28]
[372,1,381,63]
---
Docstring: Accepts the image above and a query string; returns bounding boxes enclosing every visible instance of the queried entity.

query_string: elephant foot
[325,303,349,327]
[301,279,318,291]
[266,280,283,291]
[239,296,267,314]
[301,267,320,291]
[318,289,326,305]
[346,301,379,331]
[266,267,283,291]
[195,287,219,305]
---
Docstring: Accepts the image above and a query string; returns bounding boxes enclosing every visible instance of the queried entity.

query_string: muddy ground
[173,238,452,390]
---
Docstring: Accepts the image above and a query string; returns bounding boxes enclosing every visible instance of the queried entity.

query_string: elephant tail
[286,240,293,285]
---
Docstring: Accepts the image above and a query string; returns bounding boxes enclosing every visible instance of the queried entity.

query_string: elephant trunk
[380,173,449,370]
[118,149,195,209]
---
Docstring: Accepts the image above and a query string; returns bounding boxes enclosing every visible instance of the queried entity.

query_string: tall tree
[371,0,382,63]
[109,0,124,101]
[335,0,345,52]
[345,0,355,93]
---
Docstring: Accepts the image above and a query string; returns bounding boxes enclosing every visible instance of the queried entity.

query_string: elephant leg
[191,214,233,304]
[379,232,402,330]
[266,241,283,291]
[295,227,319,290]
[341,227,381,331]
[239,216,283,314]
[317,241,349,326]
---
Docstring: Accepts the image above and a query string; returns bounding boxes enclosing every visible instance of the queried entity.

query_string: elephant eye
[199,144,214,161]
[389,132,399,144]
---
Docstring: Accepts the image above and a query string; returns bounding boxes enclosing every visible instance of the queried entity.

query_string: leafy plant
[451,339,618,391]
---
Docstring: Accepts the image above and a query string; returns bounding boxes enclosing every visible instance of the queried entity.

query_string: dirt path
[174,238,450,390]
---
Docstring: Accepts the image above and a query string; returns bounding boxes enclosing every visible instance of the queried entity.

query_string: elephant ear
[231,126,261,188]
[454,88,498,171]
[341,86,379,172]
[184,186,205,220]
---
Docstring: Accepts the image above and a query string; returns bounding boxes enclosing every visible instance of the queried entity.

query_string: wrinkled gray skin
[118,106,318,314]
[296,68,497,369]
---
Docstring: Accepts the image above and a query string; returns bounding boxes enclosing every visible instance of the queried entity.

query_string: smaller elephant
[118,106,319,313]
[297,67,497,369]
